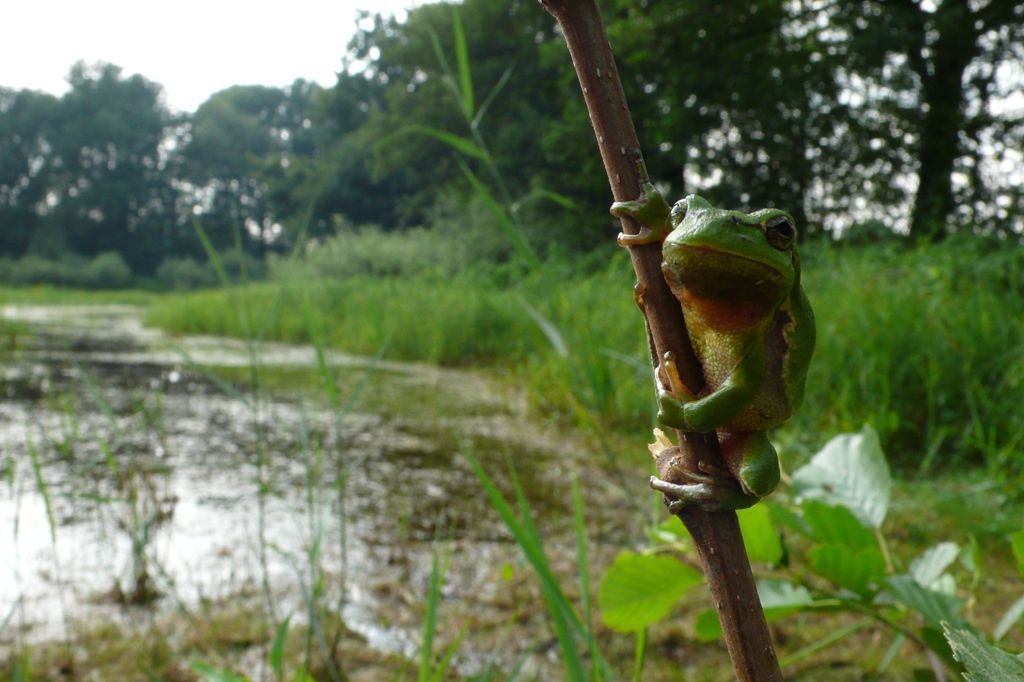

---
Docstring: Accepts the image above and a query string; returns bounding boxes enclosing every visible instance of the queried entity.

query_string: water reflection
[0,304,621,676]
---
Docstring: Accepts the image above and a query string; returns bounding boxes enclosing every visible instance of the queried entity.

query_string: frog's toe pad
[649,475,757,512]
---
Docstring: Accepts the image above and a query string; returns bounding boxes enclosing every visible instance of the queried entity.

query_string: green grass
[145,239,1024,473]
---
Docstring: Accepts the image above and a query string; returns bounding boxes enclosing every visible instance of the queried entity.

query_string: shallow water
[0,304,635,677]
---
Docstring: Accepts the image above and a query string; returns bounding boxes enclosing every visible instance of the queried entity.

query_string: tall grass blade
[632,628,647,682]
[419,547,447,682]
[572,476,601,681]
[458,161,539,268]
[519,297,568,357]
[302,295,340,410]
[191,218,232,288]
[472,65,514,130]
[270,614,292,680]
[452,8,474,119]
[464,449,616,681]
[428,628,466,682]
[73,361,122,438]
[394,125,491,162]
[27,437,56,545]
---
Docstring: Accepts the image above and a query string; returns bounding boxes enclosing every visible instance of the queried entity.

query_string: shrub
[9,254,79,286]
[156,257,218,290]
[80,252,133,289]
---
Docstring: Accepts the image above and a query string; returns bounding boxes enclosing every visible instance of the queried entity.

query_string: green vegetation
[148,237,1024,473]
[4,0,1024,678]
[2,0,1022,283]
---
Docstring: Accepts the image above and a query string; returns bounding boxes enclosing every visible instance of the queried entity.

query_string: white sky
[2,0,424,113]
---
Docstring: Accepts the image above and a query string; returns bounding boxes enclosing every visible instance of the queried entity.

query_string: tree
[45,62,175,273]
[299,1,598,249]
[833,0,1024,239]
[180,81,318,255]
[0,88,58,256]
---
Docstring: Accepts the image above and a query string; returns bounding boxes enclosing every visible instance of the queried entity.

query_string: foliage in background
[2,0,1023,280]
[149,238,1024,473]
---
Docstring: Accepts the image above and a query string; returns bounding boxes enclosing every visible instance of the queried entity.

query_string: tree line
[1,0,1021,279]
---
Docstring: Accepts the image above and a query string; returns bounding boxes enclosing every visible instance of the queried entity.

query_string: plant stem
[538,1,783,680]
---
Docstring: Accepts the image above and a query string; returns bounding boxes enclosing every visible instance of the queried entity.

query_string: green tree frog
[612,184,815,512]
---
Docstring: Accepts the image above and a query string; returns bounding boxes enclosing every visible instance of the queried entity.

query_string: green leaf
[768,502,811,536]
[694,609,723,642]
[1011,530,1024,579]
[910,542,959,590]
[191,662,251,682]
[398,124,491,162]
[994,593,1024,642]
[270,615,292,678]
[464,451,607,681]
[807,544,886,598]
[646,516,690,546]
[885,575,964,628]
[598,551,702,633]
[791,426,891,528]
[944,624,1024,682]
[452,9,474,119]
[737,504,783,565]
[801,500,875,548]
[458,161,539,268]
[758,579,813,612]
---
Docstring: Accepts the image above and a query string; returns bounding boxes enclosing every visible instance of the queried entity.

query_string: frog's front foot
[650,467,758,512]
[610,182,672,246]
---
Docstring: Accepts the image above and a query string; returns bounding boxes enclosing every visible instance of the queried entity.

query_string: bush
[80,252,133,289]
[156,257,218,290]
[3,252,135,288]
[9,254,80,286]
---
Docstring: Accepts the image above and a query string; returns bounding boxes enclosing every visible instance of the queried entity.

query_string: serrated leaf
[885,575,964,628]
[598,551,702,633]
[1011,530,1024,580]
[758,579,813,610]
[792,426,891,528]
[808,544,887,597]
[769,502,812,536]
[944,624,1024,682]
[801,500,875,548]
[646,516,690,547]
[994,593,1024,642]
[911,542,959,591]
[738,504,783,565]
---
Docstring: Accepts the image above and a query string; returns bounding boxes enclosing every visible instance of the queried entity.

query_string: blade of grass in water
[464,449,615,681]
[73,361,122,438]
[420,547,447,682]
[270,614,292,681]
[573,475,602,681]
[27,437,56,545]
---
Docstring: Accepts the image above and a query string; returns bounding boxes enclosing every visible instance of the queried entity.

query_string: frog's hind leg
[718,431,780,498]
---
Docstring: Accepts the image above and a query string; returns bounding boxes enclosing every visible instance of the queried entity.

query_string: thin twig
[537,1,783,679]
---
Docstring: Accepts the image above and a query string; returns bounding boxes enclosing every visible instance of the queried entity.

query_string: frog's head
[662,195,799,305]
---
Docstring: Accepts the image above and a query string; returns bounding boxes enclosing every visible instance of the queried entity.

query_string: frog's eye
[670,201,688,227]
[765,215,795,250]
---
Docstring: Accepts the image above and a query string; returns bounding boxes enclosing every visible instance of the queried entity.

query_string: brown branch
[537,1,783,680]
